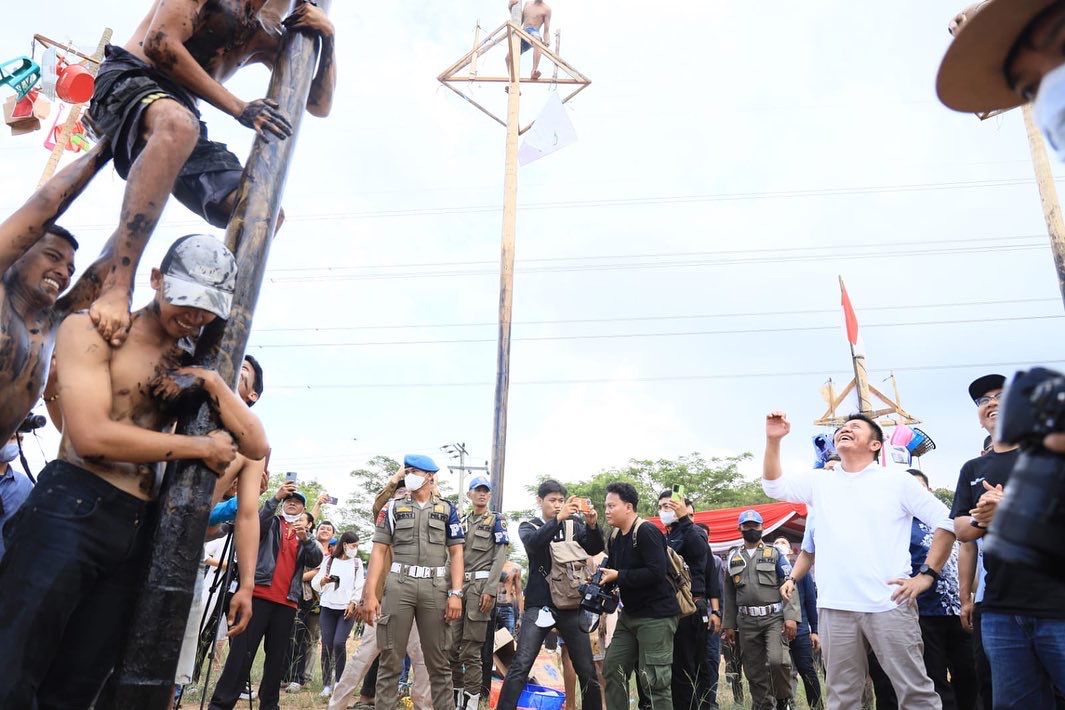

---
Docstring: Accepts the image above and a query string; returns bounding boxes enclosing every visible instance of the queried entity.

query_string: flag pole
[840,276,873,415]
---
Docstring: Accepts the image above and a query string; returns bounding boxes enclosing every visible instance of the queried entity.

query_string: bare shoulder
[57,311,110,354]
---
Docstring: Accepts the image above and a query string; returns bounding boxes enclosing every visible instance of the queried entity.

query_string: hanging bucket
[55,59,94,104]
[907,428,936,458]
[0,57,42,100]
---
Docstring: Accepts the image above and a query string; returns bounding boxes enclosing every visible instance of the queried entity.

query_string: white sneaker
[238,690,257,701]
[285,682,302,693]
[320,685,333,698]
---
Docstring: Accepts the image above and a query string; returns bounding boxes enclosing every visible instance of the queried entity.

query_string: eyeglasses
[975,392,1003,407]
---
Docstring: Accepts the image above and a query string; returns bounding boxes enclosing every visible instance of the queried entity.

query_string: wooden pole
[1022,104,1065,309]
[489,24,522,514]
[97,4,329,705]
[37,29,111,187]
[851,350,873,415]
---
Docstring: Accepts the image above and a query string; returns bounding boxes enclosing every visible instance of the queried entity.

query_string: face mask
[775,544,791,558]
[741,529,762,544]
[1036,62,1065,161]
[659,510,677,526]
[404,473,427,492]
[0,443,18,464]
[344,544,358,557]
[282,512,303,524]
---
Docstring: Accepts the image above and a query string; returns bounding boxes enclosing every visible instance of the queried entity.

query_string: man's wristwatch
[710,610,722,618]
[448,589,464,598]
[918,564,940,581]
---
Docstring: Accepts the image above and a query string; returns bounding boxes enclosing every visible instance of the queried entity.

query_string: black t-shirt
[607,520,681,619]
[951,449,1065,618]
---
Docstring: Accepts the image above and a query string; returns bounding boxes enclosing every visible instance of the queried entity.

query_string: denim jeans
[0,460,154,708]
[496,602,517,636]
[497,608,602,710]
[981,611,1065,709]
[705,629,721,710]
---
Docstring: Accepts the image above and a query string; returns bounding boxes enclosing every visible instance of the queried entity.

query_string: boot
[776,699,791,710]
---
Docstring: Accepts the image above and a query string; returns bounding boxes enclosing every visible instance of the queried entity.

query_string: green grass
[179,637,824,709]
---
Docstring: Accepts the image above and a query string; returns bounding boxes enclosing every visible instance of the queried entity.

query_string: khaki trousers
[737,612,792,710]
[376,575,453,710]
[327,620,432,710]
[819,605,941,710]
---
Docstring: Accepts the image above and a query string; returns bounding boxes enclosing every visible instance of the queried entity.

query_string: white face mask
[1035,62,1065,161]
[404,473,427,492]
[344,544,358,557]
[775,544,791,558]
[0,443,19,464]
[659,510,677,526]
[282,511,303,524]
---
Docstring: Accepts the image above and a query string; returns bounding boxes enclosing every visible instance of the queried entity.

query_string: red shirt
[253,519,300,608]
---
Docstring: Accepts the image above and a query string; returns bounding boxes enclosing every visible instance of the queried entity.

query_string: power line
[56,176,1064,231]
[238,234,1050,275]
[248,314,1062,349]
[267,358,1065,391]
[253,297,1059,333]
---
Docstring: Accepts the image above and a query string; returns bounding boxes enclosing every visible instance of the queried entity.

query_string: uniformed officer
[362,455,466,710]
[721,510,801,710]
[449,476,510,710]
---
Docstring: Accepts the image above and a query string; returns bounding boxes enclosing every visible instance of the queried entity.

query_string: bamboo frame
[438,21,591,132]
[33,34,102,65]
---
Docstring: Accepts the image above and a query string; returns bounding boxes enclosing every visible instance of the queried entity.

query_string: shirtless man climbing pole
[86,0,336,347]
[0,140,120,445]
[505,0,552,80]
[0,235,270,708]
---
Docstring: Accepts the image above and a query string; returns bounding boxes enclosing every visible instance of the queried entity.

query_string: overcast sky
[5,1,1064,524]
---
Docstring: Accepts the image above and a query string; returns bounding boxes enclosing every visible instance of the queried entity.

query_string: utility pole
[443,442,490,515]
[99,3,330,705]
[438,21,590,513]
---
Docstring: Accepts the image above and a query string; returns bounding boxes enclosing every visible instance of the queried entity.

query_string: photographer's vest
[391,494,451,568]
[463,510,501,572]
[727,543,786,607]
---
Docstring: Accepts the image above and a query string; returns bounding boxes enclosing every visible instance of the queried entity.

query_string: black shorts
[86,45,243,228]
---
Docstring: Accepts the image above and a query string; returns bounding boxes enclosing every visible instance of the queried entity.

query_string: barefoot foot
[89,288,133,347]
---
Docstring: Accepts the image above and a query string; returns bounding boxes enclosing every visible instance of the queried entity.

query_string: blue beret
[404,454,439,473]
[737,509,763,526]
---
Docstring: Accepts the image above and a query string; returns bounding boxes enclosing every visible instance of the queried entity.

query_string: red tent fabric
[646,502,808,553]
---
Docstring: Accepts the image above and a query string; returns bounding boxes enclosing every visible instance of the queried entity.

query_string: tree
[933,487,955,509]
[552,453,767,517]
[334,455,400,542]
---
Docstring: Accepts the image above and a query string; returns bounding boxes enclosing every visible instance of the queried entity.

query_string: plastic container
[516,684,565,710]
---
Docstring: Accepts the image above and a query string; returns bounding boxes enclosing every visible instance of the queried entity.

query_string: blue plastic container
[516,684,565,710]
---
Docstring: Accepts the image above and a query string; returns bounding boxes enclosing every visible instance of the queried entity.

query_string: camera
[17,414,46,434]
[577,567,618,633]
[984,367,1065,578]
[328,574,341,586]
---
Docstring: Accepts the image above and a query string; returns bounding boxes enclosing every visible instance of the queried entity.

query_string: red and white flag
[839,277,865,356]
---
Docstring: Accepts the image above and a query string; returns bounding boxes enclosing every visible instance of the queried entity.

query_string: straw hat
[936,0,1058,112]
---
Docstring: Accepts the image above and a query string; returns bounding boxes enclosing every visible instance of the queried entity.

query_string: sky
[4,1,1065,527]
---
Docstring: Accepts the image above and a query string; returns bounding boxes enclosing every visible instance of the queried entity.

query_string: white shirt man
[761,411,956,710]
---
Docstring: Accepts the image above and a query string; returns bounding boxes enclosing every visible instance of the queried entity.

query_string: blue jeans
[981,611,1065,709]
[705,628,721,710]
[0,461,154,708]
[496,602,517,636]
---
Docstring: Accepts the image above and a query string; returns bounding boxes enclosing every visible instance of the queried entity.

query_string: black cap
[968,374,1006,403]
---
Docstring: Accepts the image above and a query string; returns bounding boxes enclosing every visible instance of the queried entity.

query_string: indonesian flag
[839,277,865,356]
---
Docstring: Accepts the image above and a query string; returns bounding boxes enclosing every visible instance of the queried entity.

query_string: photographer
[497,479,604,710]
[312,531,364,698]
[658,490,709,710]
[950,374,1065,709]
[601,482,680,710]
[0,433,32,560]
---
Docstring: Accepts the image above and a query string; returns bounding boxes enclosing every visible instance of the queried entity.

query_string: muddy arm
[0,141,111,274]
[141,0,246,118]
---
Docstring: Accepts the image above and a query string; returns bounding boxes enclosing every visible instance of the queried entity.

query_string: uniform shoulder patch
[762,547,774,559]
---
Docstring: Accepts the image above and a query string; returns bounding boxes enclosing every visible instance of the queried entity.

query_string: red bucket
[56,60,93,104]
